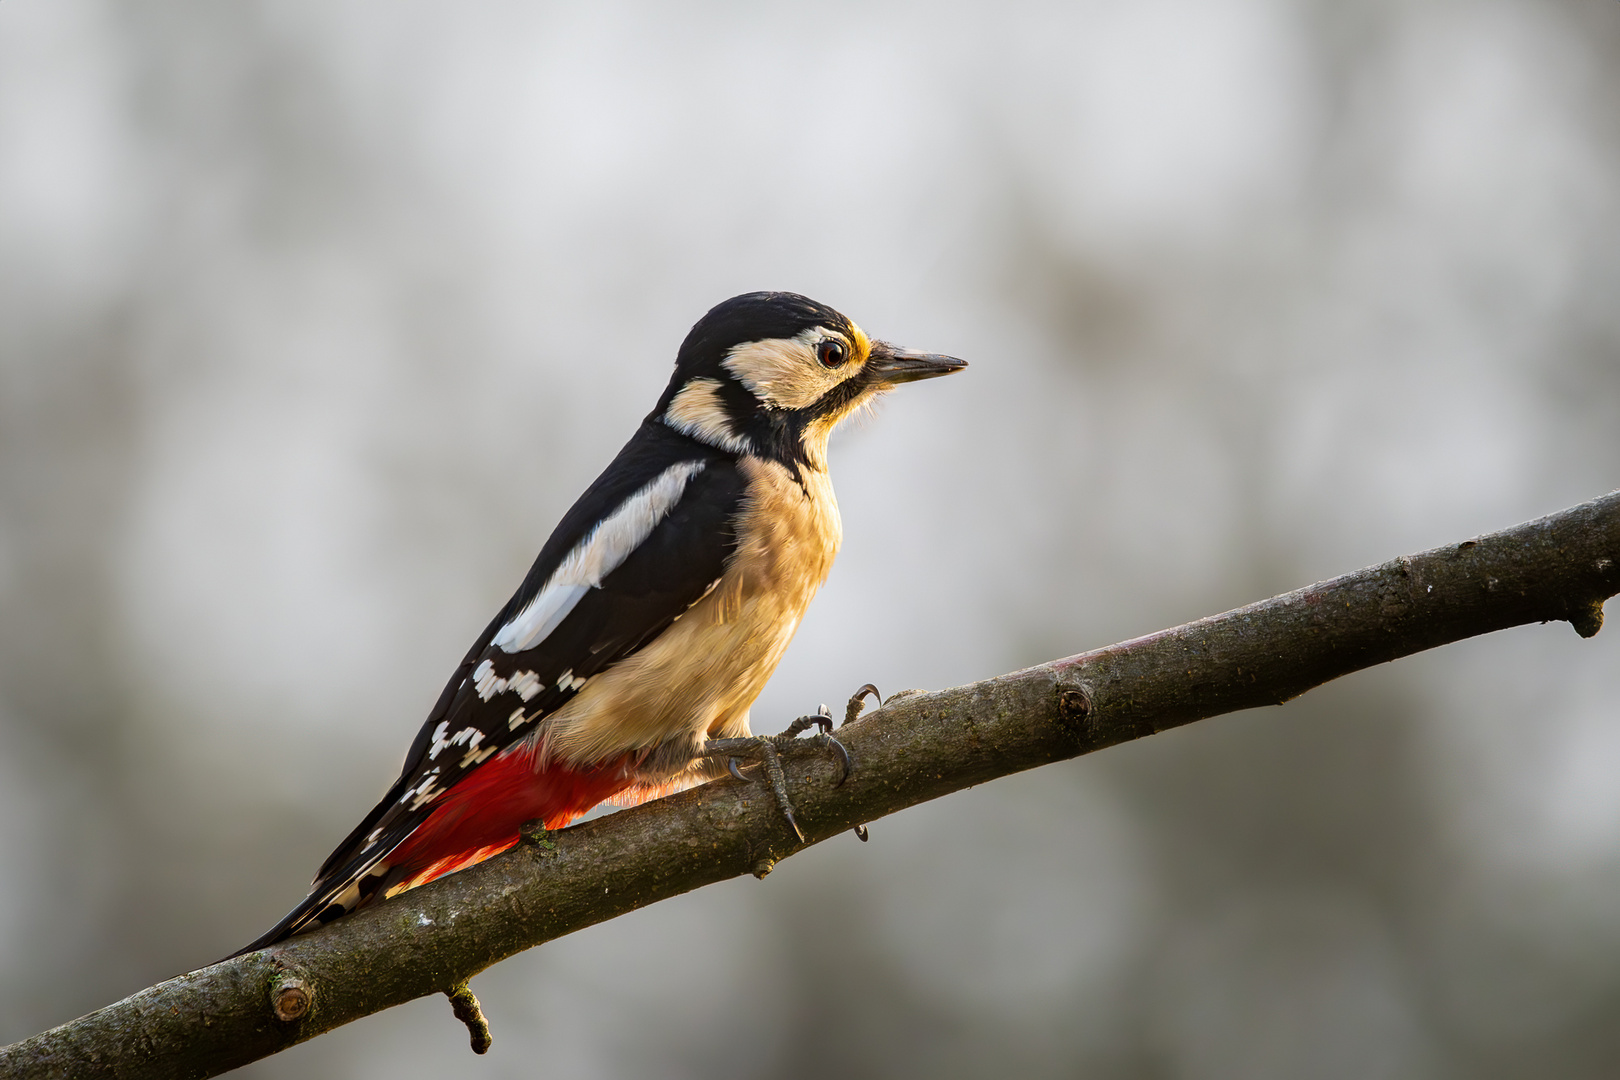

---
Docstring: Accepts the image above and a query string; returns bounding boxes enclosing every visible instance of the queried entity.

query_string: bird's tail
[226,751,638,959]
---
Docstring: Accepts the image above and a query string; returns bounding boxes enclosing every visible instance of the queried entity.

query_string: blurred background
[3,1,1620,1076]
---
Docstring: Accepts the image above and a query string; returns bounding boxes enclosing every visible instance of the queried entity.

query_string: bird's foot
[703,713,844,843]
[704,684,880,844]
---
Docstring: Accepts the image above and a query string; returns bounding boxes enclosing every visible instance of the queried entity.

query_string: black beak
[866,343,968,385]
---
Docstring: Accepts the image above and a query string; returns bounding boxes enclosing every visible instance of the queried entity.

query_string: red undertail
[386,746,638,892]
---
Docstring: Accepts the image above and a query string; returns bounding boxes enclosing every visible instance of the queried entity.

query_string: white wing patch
[492,460,708,654]
[488,585,587,658]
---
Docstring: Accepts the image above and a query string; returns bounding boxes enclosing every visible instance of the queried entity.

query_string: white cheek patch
[664,377,752,454]
[722,327,861,410]
[493,460,708,654]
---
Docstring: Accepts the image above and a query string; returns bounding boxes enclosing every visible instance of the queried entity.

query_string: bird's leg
[705,684,880,843]
[704,706,854,843]
[705,732,802,839]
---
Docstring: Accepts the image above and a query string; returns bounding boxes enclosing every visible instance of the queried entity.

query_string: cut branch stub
[1056,686,1092,733]
[270,979,311,1024]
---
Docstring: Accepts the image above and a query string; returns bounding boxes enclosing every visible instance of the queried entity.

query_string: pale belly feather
[537,457,842,783]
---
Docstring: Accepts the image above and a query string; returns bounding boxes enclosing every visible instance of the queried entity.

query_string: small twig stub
[446,983,492,1055]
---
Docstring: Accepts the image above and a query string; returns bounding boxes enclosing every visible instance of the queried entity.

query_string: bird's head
[655,291,966,467]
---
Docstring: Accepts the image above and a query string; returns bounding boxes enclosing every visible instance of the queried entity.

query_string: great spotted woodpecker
[233,291,965,955]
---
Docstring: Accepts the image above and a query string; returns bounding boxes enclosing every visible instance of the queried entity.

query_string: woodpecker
[233,291,965,955]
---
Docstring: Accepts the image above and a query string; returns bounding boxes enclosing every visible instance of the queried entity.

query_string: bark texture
[4,491,1617,1079]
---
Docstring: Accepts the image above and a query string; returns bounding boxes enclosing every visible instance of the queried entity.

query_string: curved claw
[727,757,747,783]
[779,803,805,844]
[783,703,835,738]
[845,684,881,727]
[824,734,853,786]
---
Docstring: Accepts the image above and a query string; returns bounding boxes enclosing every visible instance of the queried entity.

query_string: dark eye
[817,340,847,368]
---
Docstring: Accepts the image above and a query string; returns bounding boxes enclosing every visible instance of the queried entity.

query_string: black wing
[234,423,745,954]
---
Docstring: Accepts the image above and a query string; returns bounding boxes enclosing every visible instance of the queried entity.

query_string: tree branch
[5,491,1618,1079]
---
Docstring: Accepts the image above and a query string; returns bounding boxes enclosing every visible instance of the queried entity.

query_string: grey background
[3,1,1620,1077]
